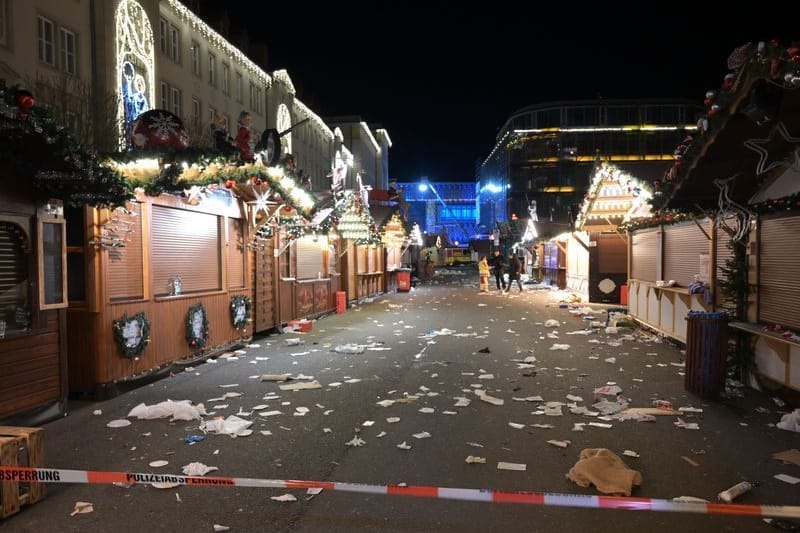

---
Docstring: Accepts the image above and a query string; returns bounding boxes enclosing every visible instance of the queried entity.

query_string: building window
[37,16,55,66]
[160,81,168,109]
[159,18,167,53]
[168,24,179,62]
[208,52,216,86]
[0,0,8,46]
[235,72,243,102]
[60,28,76,75]
[208,106,216,124]
[38,217,67,309]
[170,87,180,117]
[221,63,230,95]
[191,98,200,129]
[222,114,229,131]
[190,41,200,75]
[249,83,263,115]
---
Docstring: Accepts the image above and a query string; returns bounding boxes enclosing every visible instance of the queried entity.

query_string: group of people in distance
[478,249,523,294]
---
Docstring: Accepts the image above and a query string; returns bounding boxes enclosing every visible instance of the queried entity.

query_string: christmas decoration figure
[236,110,255,162]
[209,115,238,157]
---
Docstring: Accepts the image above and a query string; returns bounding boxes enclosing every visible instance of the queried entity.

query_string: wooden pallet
[0,426,45,519]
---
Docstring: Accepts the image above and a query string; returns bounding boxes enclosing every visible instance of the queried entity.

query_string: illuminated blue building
[396,180,478,246]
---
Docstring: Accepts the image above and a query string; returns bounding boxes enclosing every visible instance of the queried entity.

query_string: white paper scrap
[376,431,387,438]
[550,344,570,351]
[497,462,526,471]
[397,441,412,450]
[92,410,102,416]
[566,395,583,402]
[588,422,613,429]
[213,525,230,532]
[622,450,640,458]
[413,431,432,439]
[775,474,800,485]
[419,407,435,414]
[346,435,366,447]
[181,462,218,476]
[260,410,283,417]
[279,381,322,391]
[454,397,471,407]
[271,494,298,502]
[376,400,395,407]
[475,390,504,406]
[106,419,131,428]
[386,417,400,424]
[547,440,570,448]
[465,456,486,464]
[148,460,169,468]
[508,422,526,429]
[70,501,94,516]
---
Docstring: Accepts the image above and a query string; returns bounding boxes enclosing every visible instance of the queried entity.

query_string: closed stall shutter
[631,228,658,282]
[108,202,144,300]
[0,222,29,333]
[597,234,627,273]
[357,246,366,273]
[663,220,710,287]
[227,217,245,289]
[386,248,398,270]
[296,237,323,279]
[759,216,800,330]
[715,218,736,310]
[368,247,376,272]
[151,205,220,295]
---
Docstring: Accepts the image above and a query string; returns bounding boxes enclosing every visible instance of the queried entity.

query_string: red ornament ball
[16,90,35,110]
[225,180,237,188]
[130,110,190,151]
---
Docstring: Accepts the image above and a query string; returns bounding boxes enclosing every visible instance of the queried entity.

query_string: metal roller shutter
[663,220,711,287]
[296,237,324,280]
[759,215,800,330]
[597,234,627,273]
[631,228,658,282]
[714,217,736,310]
[227,217,245,289]
[0,222,28,333]
[108,203,144,301]
[151,205,220,296]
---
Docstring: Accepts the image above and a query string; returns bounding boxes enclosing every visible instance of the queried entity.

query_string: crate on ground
[0,426,45,519]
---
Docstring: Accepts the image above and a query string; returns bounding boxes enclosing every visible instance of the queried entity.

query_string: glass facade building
[478,99,701,228]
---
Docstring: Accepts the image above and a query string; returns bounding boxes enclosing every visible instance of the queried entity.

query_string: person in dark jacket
[489,250,506,291]
[507,252,523,293]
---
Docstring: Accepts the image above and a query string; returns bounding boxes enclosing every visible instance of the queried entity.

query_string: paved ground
[2,267,799,533]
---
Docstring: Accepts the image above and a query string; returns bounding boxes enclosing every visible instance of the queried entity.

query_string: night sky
[199,1,795,182]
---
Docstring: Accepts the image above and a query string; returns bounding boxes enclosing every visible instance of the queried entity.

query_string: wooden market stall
[568,161,652,304]
[333,191,384,302]
[626,39,800,391]
[371,204,408,293]
[0,83,131,423]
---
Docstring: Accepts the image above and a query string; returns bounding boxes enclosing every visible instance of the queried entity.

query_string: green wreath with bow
[113,311,150,358]
[230,295,252,330]
[186,303,210,349]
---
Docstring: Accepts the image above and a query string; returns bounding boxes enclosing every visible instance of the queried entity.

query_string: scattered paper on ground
[260,374,291,382]
[465,456,486,464]
[550,344,570,351]
[200,415,253,437]
[128,400,206,421]
[566,448,642,496]
[773,449,800,467]
[548,440,571,448]
[497,462,526,471]
[148,460,169,468]
[271,494,298,502]
[279,381,322,391]
[775,474,800,484]
[106,419,131,428]
[181,462,218,476]
[70,502,94,516]
[397,441,412,450]
[475,390,504,406]
[346,435,366,447]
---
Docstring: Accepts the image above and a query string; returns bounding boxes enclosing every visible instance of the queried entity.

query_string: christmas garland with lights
[112,311,151,359]
[750,192,800,214]
[230,295,252,330]
[186,303,210,350]
[617,211,696,233]
[0,80,132,207]
[652,39,800,211]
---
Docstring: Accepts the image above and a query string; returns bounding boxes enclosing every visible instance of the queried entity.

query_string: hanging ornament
[129,109,190,151]
[15,89,35,110]
[721,73,736,91]
[697,117,709,133]
[708,104,721,117]
[225,179,236,188]
[727,42,752,70]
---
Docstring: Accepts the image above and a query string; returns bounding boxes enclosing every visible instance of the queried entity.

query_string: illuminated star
[252,187,271,217]
[743,122,800,176]
[183,185,205,205]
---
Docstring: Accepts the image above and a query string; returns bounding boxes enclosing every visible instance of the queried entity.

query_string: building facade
[398,181,477,246]
[478,98,700,231]
[327,117,389,192]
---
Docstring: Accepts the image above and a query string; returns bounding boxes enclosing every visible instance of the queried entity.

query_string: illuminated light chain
[272,69,295,95]
[277,103,292,154]
[293,98,334,141]
[375,129,392,148]
[360,122,381,155]
[574,161,652,230]
[167,0,272,87]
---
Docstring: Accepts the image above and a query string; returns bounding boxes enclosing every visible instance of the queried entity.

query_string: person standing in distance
[507,252,523,293]
[478,256,490,293]
[489,250,506,292]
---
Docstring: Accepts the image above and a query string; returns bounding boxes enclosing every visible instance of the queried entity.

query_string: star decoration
[182,185,205,205]
[252,187,272,217]
[743,122,800,176]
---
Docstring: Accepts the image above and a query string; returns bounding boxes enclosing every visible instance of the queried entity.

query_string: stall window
[0,221,31,336]
[279,232,295,279]
[227,217,245,289]
[296,236,324,280]
[151,205,220,296]
[38,217,67,309]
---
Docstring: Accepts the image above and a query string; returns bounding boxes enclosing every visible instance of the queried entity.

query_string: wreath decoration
[186,303,210,350]
[113,311,151,358]
[230,295,252,330]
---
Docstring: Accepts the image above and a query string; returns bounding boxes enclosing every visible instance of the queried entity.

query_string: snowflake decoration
[743,122,800,176]
[148,112,180,137]
[252,187,272,218]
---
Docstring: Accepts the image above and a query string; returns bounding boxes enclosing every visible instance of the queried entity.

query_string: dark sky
[200,1,795,182]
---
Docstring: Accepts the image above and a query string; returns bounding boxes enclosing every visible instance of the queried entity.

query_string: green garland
[186,303,210,350]
[112,311,151,358]
[618,211,696,233]
[230,295,252,330]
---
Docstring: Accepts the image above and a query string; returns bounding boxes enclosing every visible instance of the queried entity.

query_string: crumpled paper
[778,409,800,433]
[181,462,219,476]
[128,400,206,421]
[200,415,253,437]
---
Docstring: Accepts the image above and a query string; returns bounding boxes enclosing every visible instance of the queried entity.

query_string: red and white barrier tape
[1,466,799,519]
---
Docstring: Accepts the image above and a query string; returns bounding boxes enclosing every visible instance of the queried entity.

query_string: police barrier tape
[2,465,800,519]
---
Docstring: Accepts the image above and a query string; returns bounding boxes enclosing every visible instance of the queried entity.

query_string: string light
[167,0,272,87]
[272,69,296,95]
[293,98,334,141]
[375,128,392,148]
[277,103,292,153]
[360,122,381,155]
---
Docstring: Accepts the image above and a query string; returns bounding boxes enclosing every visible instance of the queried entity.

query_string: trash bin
[336,291,346,314]
[684,311,729,397]
[396,268,411,292]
